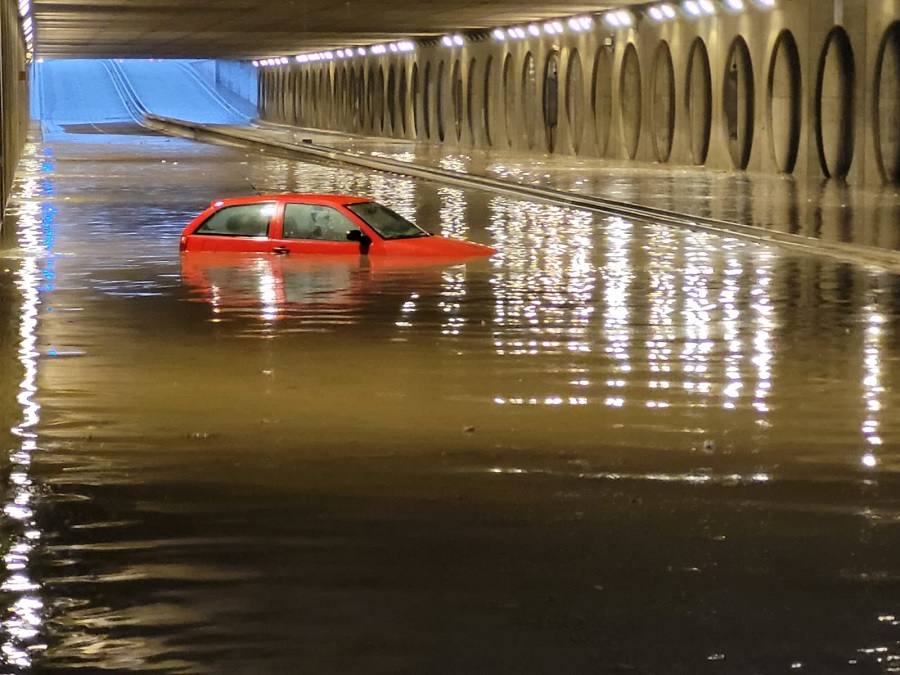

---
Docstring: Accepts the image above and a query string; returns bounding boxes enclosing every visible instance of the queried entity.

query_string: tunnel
[0,0,899,672]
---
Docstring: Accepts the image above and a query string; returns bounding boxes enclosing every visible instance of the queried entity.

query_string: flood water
[1,131,899,673]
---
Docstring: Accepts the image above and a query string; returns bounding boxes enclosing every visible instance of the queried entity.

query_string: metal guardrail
[143,113,900,272]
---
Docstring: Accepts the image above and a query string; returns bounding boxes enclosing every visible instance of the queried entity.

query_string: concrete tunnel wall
[256,0,900,189]
[0,0,29,219]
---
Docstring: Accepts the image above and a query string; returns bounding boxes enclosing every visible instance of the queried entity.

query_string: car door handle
[273,246,289,255]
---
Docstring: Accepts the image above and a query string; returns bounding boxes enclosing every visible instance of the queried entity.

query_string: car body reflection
[180,252,472,322]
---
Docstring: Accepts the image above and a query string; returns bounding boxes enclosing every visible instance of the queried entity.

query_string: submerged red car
[180,194,496,259]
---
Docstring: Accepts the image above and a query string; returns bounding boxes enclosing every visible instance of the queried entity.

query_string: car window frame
[192,202,278,239]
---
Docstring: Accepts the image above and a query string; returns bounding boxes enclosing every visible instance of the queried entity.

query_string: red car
[180,194,496,259]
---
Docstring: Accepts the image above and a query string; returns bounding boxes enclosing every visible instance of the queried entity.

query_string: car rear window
[196,203,275,237]
[283,203,356,242]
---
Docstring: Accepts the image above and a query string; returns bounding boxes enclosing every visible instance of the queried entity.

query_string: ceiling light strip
[251,0,777,67]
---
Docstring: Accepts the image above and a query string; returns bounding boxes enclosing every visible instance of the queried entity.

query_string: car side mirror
[346,229,372,254]
[346,229,366,242]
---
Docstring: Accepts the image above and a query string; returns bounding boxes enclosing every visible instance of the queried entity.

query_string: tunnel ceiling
[33,0,646,59]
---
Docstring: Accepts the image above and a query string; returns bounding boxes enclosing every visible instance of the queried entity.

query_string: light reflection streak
[2,145,50,668]
[602,217,633,408]
[394,292,418,330]
[437,186,467,240]
[438,187,468,338]
[751,250,776,426]
[438,155,470,175]
[487,197,595,406]
[439,267,467,337]
[258,259,279,324]
[645,224,677,409]
[679,234,715,405]
[860,292,886,467]
[486,466,772,485]
[719,241,745,411]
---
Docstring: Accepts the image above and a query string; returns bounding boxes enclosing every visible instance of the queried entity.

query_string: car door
[274,202,363,256]
[186,202,279,253]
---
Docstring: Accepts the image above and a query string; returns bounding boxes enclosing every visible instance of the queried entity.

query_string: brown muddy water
[0,132,898,673]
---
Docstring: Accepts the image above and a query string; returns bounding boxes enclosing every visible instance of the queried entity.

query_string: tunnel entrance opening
[651,41,675,163]
[544,51,560,153]
[620,43,642,160]
[687,38,712,165]
[875,22,900,186]
[566,50,584,155]
[816,27,856,180]
[724,36,755,170]
[768,30,802,174]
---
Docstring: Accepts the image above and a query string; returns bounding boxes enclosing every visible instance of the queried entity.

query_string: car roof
[210,194,372,208]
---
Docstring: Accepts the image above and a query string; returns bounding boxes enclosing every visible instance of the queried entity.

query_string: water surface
[1,131,898,673]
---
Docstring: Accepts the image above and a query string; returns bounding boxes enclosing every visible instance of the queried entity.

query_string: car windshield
[347,202,430,240]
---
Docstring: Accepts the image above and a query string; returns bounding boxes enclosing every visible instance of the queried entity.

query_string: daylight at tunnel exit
[0,0,899,672]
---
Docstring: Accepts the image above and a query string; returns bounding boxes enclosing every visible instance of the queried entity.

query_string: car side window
[283,204,356,242]
[196,204,274,237]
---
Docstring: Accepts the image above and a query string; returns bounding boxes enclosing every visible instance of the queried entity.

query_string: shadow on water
[0,132,898,673]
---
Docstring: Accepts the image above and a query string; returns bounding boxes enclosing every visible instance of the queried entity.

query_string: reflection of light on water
[860,297,886,467]
[370,151,416,164]
[2,144,50,667]
[439,267,467,337]
[720,242,745,410]
[679,234,715,405]
[645,224,677,408]
[395,292,419,330]
[438,155,470,174]
[258,262,279,323]
[438,186,468,337]
[486,466,772,485]
[371,172,417,225]
[494,396,588,406]
[438,186,467,239]
[751,250,775,425]
[603,218,632,408]
[487,197,596,406]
